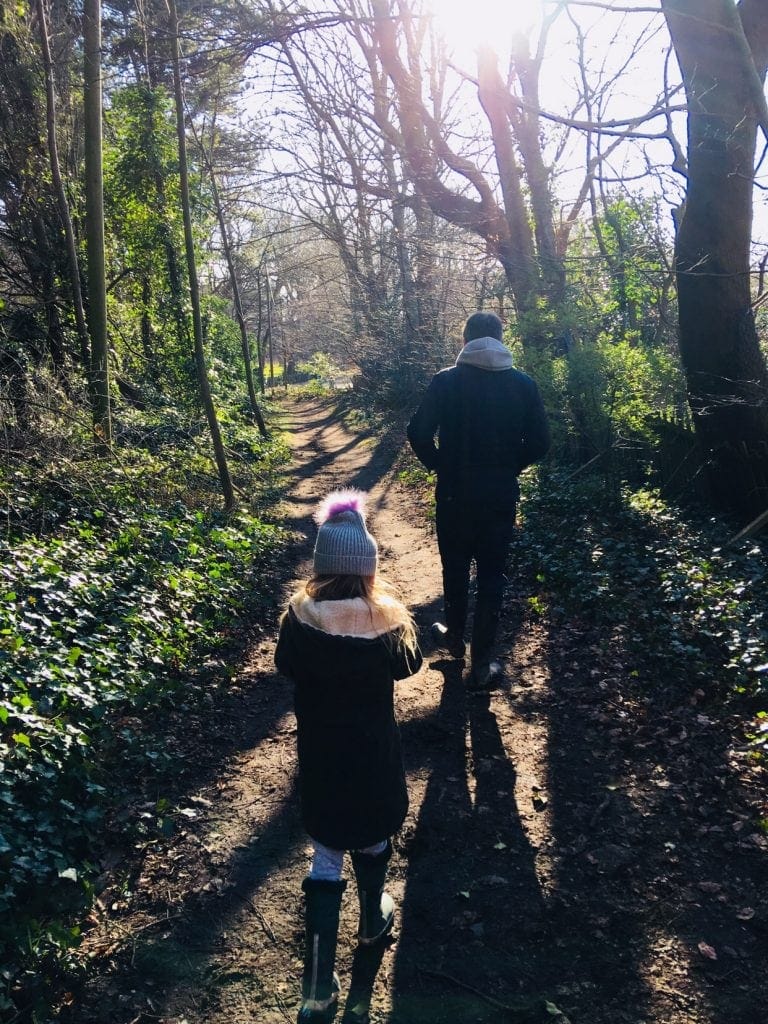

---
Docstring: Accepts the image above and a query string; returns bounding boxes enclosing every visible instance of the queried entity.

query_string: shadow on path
[389,605,551,1023]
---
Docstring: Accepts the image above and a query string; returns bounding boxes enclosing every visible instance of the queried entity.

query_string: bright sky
[426,0,544,58]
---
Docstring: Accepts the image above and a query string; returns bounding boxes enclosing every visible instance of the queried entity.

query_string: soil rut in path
[73,398,767,1024]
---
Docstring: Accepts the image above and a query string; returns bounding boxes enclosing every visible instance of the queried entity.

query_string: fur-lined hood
[289,592,411,639]
[455,336,514,371]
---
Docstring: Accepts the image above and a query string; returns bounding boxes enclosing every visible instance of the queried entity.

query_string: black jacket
[274,606,422,849]
[407,361,550,507]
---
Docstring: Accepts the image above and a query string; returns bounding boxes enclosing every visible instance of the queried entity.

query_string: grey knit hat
[313,490,378,577]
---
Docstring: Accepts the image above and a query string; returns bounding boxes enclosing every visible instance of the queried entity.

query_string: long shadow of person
[464,686,551,999]
[342,936,393,1022]
[387,614,554,1024]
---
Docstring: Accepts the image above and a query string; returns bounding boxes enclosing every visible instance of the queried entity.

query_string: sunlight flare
[428,0,544,58]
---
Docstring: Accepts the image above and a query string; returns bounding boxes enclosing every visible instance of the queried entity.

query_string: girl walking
[275,490,422,1023]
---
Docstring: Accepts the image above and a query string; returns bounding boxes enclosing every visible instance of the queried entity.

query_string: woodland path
[72,397,767,1024]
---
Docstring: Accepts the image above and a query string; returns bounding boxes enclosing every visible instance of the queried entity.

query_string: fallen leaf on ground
[697,881,722,894]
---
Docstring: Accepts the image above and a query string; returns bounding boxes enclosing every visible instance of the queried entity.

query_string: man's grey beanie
[313,491,378,576]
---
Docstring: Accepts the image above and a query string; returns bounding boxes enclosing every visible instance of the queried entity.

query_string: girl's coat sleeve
[274,613,294,678]
[391,630,423,680]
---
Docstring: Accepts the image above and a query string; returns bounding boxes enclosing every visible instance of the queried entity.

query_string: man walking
[407,311,550,689]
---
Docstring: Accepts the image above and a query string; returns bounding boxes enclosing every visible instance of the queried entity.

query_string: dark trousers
[435,499,516,661]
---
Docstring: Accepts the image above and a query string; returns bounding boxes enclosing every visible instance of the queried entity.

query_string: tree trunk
[83,0,112,451]
[204,147,268,437]
[662,0,768,518]
[36,0,90,371]
[32,212,68,385]
[266,272,275,388]
[508,36,566,307]
[168,0,235,511]
[476,46,539,311]
[255,271,266,393]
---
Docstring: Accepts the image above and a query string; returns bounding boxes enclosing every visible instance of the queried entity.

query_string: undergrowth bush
[516,473,768,704]
[0,405,290,1016]
[519,336,682,465]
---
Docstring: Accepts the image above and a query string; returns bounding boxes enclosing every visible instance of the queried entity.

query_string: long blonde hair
[300,573,418,653]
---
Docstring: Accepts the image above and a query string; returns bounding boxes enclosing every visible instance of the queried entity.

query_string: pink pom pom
[315,489,367,524]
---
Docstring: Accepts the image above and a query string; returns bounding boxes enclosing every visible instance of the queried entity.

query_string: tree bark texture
[662,0,768,517]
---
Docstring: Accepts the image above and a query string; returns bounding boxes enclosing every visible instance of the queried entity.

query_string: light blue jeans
[309,839,388,881]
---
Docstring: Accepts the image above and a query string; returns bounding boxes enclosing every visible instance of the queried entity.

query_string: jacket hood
[289,593,410,639]
[455,336,514,371]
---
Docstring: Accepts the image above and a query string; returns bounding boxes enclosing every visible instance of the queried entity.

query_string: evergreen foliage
[516,474,768,703]
[0,406,289,1010]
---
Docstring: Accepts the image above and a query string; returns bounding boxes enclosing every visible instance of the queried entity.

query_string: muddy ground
[69,397,767,1024]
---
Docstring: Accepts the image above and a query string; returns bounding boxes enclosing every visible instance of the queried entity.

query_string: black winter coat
[407,363,550,508]
[274,606,422,849]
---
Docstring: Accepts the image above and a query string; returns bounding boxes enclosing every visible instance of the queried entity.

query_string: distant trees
[360,0,677,349]
[272,20,429,384]
[266,0,768,517]
[268,0,508,400]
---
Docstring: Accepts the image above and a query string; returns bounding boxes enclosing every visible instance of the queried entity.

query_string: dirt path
[73,398,767,1024]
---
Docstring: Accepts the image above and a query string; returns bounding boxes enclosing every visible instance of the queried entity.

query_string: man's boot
[430,621,466,660]
[430,594,467,659]
[298,877,347,1023]
[350,842,395,946]
[469,603,503,691]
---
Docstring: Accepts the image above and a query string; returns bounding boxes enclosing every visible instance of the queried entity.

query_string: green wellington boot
[298,877,347,1023]
[350,842,395,946]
